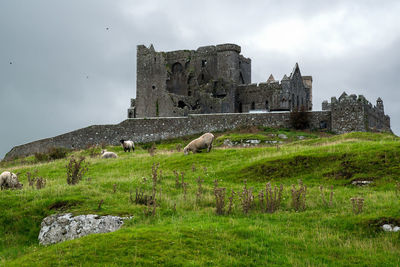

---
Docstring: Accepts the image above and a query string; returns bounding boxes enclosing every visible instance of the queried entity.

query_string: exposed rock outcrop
[38,213,131,245]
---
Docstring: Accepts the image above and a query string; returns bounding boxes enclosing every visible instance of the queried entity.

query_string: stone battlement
[322,92,390,133]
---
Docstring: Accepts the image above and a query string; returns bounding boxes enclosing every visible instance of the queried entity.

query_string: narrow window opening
[238,102,243,113]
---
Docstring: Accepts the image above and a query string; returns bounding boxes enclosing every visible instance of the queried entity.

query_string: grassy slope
[1,129,400,266]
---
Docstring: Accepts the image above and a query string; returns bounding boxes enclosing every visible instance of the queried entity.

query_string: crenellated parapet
[322,92,391,133]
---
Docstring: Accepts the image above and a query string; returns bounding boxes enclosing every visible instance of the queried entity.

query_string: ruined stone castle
[127,43,390,134]
[3,43,391,160]
[128,43,312,118]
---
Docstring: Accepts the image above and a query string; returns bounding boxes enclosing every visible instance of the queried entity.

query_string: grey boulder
[38,213,130,245]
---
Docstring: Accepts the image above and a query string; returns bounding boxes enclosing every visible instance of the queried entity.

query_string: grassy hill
[1,128,400,266]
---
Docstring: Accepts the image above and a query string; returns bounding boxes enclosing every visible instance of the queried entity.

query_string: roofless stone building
[128,44,312,118]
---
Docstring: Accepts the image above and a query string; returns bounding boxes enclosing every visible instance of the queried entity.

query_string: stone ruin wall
[322,93,390,134]
[235,64,311,113]
[4,111,331,160]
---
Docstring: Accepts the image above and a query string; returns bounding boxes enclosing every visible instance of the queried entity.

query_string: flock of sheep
[1,133,215,190]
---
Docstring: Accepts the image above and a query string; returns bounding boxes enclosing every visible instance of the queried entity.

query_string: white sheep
[120,139,135,152]
[101,150,118,159]
[184,133,215,155]
[0,171,23,190]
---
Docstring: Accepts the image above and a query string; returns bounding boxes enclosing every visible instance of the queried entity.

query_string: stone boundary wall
[4,111,331,160]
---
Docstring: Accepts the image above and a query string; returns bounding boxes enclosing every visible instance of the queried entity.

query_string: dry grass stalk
[26,170,47,190]
[151,163,160,199]
[213,179,219,192]
[172,202,176,212]
[176,144,182,152]
[174,170,180,188]
[87,145,100,158]
[196,177,204,204]
[291,180,307,211]
[35,177,47,190]
[239,180,254,214]
[134,188,153,205]
[192,164,196,172]
[258,190,264,212]
[227,189,236,214]
[113,184,117,193]
[144,197,156,216]
[350,197,364,214]
[181,172,185,189]
[265,183,283,213]
[141,163,160,216]
[147,143,156,156]
[203,167,207,173]
[320,185,334,207]
[182,182,188,201]
[97,199,104,210]
[173,170,185,189]
[214,187,226,215]
[66,156,89,185]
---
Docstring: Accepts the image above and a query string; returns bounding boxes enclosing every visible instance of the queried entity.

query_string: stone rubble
[246,139,261,144]
[382,224,400,232]
[278,134,288,139]
[351,180,373,186]
[223,139,234,147]
[38,213,131,245]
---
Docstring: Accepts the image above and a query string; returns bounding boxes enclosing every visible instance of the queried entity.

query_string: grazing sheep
[120,139,135,152]
[184,133,215,155]
[101,150,118,159]
[0,171,23,190]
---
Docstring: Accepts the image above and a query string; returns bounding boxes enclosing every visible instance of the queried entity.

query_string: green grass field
[1,128,400,266]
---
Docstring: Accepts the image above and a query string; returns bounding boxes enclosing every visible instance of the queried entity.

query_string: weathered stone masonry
[322,92,390,134]
[4,112,330,160]
[128,43,312,118]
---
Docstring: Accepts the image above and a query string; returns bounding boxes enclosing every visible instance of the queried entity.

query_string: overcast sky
[1,0,400,159]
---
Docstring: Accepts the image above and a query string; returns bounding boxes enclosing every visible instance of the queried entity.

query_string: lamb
[120,139,135,152]
[184,133,215,155]
[101,150,118,159]
[0,171,23,190]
